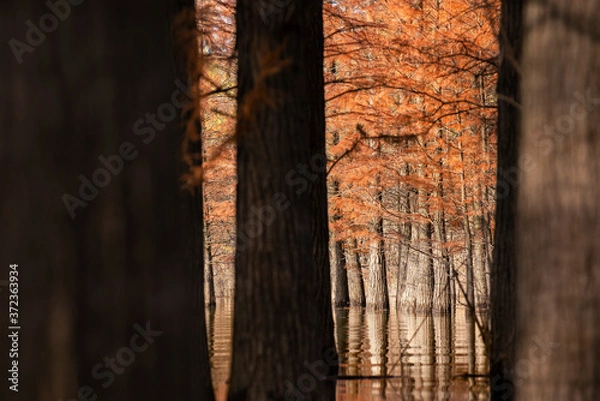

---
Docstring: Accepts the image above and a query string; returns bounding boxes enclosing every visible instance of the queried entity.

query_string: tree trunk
[472,184,489,309]
[330,171,349,308]
[204,203,217,307]
[367,188,390,310]
[397,186,433,312]
[228,1,337,400]
[330,237,350,308]
[396,166,412,310]
[432,170,451,314]
[0,1,215,400]
[346,239,366,307]
[490,1,522,400]
[399,164,434,312]
[515,1,600,400]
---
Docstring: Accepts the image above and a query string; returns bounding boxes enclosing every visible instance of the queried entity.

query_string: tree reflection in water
[207,300,489,400]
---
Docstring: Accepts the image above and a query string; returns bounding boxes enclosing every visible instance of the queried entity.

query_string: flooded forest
[2,0,599,401]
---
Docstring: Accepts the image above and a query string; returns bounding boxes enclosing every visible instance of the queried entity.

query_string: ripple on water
[207,299,489,401]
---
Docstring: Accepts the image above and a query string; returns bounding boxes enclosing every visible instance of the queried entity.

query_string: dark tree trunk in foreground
[228,1,337,400]
[490,1,522,400]
[0,1,214,400]
[515,1,600,400]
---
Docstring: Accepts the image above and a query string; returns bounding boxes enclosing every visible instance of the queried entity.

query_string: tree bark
[459,145,476,316]
[398,175,434,312]
[228,1,337,400]
[346,239,366,307]
[396,166,412,310]
[330,237,350,308]
[515,1,600,400]
[0,1,215,400]
[330,174,349,308]
[204,194,217,307]
[432,169,451,314]
[490,1,523,400]
[472,184,489,309]
[366,187,390,310]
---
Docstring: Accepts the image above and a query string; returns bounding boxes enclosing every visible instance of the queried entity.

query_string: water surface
[207,299,489,400]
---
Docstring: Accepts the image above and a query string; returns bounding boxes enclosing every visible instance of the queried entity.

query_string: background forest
[199,0,498,313]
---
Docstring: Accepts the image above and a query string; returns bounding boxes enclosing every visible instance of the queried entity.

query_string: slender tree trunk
[432,169,451,314]
[490,2,522,400]
[0,1,215,400]
[459,146,476,315]
[398,182,434,312]
[330,237,350,308]
[228,1,336,399]
[432,216,450,313]
[204,216,217,307]
[396,167,411,310]
[367,187,390,310]
[202,148,217,306]
[515,1,600,400]
[346,239,366,307]
[330,171,349,308]
[472,184,488,309]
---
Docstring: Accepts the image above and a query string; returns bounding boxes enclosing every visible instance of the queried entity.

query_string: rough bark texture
[0,1,214,400]
[228,1,337,400]
[472,185,489,309]
[398,182,434,312]
[366,189,390,310]
[330,177,349,308]
[330,237,350,308]
[396,167,412,310]
[490,1,522,400]
[346,239,366,307]
[515,1,600,400]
